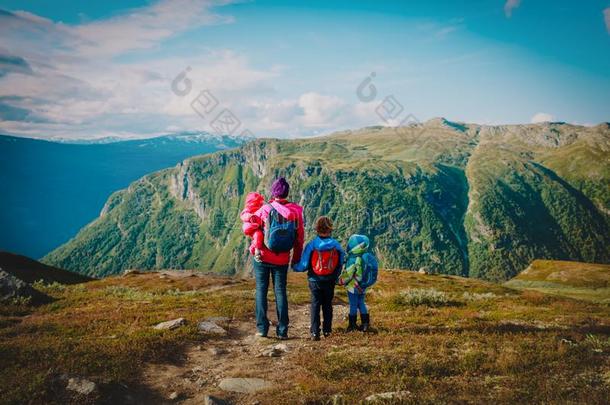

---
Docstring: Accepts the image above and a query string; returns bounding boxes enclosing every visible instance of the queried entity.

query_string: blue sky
[0,0,608,139]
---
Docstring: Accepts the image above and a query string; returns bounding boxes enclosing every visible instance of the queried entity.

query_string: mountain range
[41,119,610,281]
[0,132,249,258]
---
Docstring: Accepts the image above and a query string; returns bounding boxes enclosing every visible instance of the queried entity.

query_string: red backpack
[311,249,339,276]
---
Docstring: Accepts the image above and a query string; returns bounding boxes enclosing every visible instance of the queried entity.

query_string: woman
[248,177,304,339]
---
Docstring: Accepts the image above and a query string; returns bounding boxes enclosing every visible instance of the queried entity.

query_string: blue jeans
[253,259,289,337]
[348,291,368,316]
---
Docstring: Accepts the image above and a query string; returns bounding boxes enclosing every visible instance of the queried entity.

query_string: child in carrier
[338,234,378,332]
[294,216,345,340]
[240,192,265,262]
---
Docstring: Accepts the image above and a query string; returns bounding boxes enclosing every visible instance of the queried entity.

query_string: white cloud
[0,1,402,140]
[531,112,554,123]
[504,0,521,18]
[298,92,346,128]
[0,1,267,139]
[1,1,232,59]
[604,8,610,34]
[73,0,234,58]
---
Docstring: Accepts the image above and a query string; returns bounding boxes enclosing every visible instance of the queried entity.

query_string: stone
[365,391,411,402]
[218,377,272,393]
[260,343,289,357]
[208,347,227,356]
[0,269,51,304]
[273,343,288,352]
[123,269,141,276]
[154,318,186,330]
[205,316,231,324]
[197,321,227,335]
[169,391,179,400]
[418,267,429,275]
[66,377,97,395]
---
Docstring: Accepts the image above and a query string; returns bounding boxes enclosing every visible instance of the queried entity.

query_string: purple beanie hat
[270,177,290,199]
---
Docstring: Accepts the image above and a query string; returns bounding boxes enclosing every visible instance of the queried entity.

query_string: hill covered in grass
[0,251,91,285]
[505,259,610,303]
[0,270,609,404]
[43,120,610,281]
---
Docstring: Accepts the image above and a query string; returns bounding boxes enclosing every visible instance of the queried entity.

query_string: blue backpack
[264,205,297,252]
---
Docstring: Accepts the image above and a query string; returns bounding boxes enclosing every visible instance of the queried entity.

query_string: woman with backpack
[246,177,304,340]
[294,216,345,340]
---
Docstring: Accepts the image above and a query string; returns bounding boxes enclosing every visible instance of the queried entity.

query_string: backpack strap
[327,249,336,270]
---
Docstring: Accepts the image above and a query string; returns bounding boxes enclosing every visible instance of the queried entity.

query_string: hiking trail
[141,273,349,404]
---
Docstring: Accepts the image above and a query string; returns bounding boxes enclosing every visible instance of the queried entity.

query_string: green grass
[505,260,610,303]
[1,270,609,404]
[0,273,255,404]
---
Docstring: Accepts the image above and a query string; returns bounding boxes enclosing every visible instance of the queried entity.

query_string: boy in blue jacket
[294,216,345,340]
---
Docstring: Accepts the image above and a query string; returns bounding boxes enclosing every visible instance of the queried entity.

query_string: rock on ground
[205,316,231,324]
[365,391,411,402]
[259,343,289,357]
[66,377,97,395]
[208,347,228,356]
[197,321,227,335]
[218,377,272,394]
[0,269,51,304]
[154,318,186,330]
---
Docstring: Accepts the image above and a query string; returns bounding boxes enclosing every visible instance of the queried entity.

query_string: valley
[42,120,610,281]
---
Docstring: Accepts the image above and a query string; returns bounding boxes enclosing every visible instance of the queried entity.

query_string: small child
[240,192,265,261]
[338,234,378,332]
[294,216,345,340]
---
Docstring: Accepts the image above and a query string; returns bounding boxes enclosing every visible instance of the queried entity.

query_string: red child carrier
[311,249,339,276]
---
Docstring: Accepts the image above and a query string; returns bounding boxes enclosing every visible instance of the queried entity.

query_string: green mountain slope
[504,259,610,302]
[43,120,610,280]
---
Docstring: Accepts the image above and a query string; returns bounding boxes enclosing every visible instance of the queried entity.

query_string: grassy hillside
[0,251,92,285]
[1,270,609,404]
[43,120,610,281]
[505,259,610,303]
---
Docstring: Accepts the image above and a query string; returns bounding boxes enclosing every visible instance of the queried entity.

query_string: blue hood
[347,234,370,255]
[311,236,342,251]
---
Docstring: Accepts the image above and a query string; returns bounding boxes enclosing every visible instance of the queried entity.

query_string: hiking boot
[360,313,370,332]
[346,315,358,332]
[277,335,289,341]
[311,333,320,341]
[255,331,267,338]
[323,331,332,338]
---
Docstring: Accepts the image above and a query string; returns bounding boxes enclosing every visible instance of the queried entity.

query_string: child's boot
[347,315,358,332]
[360,313,370,332]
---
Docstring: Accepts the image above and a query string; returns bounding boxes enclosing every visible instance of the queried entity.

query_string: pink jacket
[250,198,305,266]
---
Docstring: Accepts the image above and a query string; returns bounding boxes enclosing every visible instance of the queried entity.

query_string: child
[294,216,345,340]
[240,192,265,261]
[338,234,378,332]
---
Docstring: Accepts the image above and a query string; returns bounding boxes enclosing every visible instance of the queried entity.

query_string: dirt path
[142,296,349,404]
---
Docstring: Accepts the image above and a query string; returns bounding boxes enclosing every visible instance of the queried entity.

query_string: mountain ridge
[43,121,610,281]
